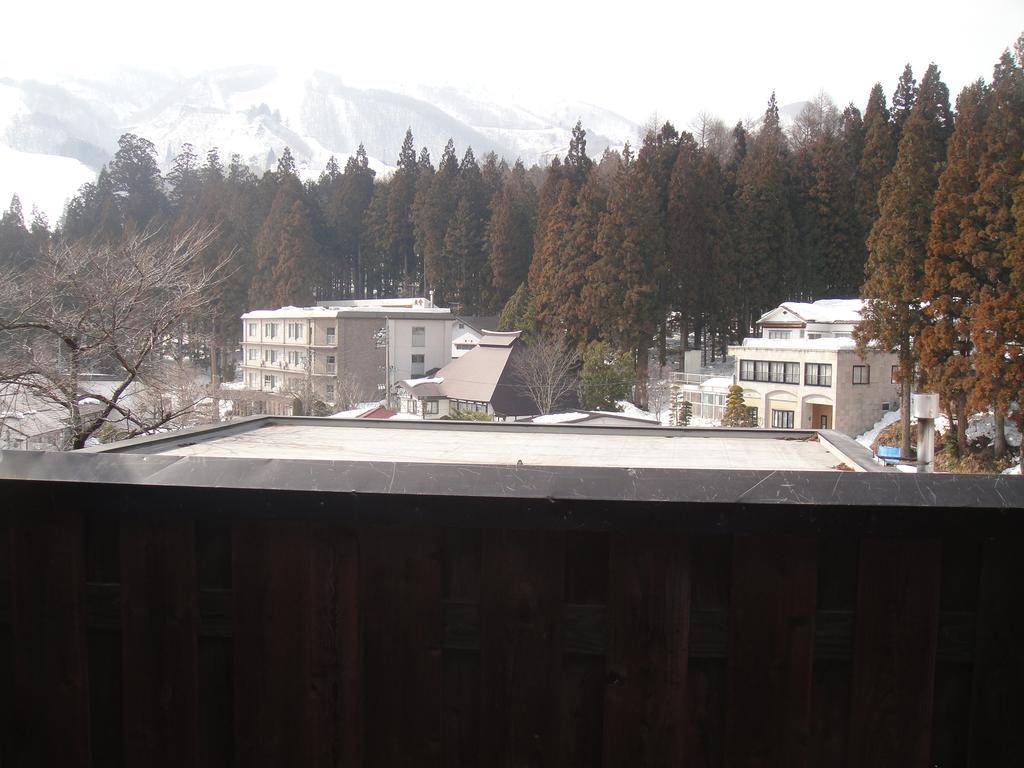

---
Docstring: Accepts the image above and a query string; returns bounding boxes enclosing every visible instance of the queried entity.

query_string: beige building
[720,299,899,437]
[729,337,899,435]
[240,298,455,406]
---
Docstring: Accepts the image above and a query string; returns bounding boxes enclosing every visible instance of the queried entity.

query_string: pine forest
[2,37,1023,447]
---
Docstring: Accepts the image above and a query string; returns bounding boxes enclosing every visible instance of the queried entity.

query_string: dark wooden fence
[1,467,1022,767]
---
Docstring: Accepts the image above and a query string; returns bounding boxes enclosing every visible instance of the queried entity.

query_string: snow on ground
[328,401,385,419]
[855,409,901,450]
[531,412,589,424]
[966,411,1022,447]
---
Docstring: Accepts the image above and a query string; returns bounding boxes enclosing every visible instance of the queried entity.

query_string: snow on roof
[529,412,589,424]
[737,337,860,351]
[760,299,864,326]
[701,377,734,389]
[242,303,453,319]
[241,306,340,319]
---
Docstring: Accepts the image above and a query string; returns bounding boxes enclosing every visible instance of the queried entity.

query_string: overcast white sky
[3,0,1022,125]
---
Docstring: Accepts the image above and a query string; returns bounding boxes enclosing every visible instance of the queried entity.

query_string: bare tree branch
[510,337,580,415]
[0,224,232,449]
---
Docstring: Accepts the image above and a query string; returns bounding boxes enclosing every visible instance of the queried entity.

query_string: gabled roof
[477,330,521,347]
[399,333,539,416]
[758,299,864,326]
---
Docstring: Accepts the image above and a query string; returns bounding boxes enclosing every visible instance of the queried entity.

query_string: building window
[853,365,870,385]
[326,326,336,345]
[286,322,303,340]
[326,355,336,375]
[891,365,899,384]
[741,359,798,384]
[287,350,303,367]
[767,330,791,339]
[425,400,439,415]
[771,409,795,429]
[264,322,279,339]
[248,347,257,361]
[264,349,278,364]
[456,343,474,351]
[248,322,257,337]
[263,374,276,390]
[805,363,832,387]
[748,407,759,426]
[411,354,425,377]
[326,384,335,401]
[412,326,425,347]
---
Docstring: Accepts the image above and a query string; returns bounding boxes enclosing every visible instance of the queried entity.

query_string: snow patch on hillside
[855,409,901,450]
[0,144,95,224]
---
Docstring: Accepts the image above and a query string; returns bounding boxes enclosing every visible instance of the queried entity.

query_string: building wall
[832,350,900,436]
[391,318,454,380]
[731,344,899,437]
[240,311,455,406]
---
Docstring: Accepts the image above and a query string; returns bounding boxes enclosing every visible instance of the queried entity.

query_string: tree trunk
[954,395,968,456]
[210,350,221,424]
[994,411,1007,459]
[634,347,649,411]
[900,349,913,460]
[67,345,83,450]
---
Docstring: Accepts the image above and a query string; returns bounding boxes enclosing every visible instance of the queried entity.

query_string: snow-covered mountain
[0,66,638,224]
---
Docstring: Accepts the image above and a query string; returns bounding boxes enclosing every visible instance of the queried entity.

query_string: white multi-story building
[727,299,899,436]
[239,298,455,405]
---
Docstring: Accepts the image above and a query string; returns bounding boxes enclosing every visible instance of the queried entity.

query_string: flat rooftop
[91,418,871,472]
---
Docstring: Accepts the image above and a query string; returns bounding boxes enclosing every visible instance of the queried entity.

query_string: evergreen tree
[919,80,990,454]
[386,129,420,291]
[857,63,952,458]
[108,133,167,231]
[0,195,35,271]
[735,93,795,333]
[498,282,538,341]
[586,160,664,407]
[443,148,490,313]
[166,143,202,212]
[856,83,897,270]
[578,341,635,411]
[721,384,753,427]
[417,139,458,304]
[488,159,537,307]
[891,64,918,136]
[967,42,1024,457]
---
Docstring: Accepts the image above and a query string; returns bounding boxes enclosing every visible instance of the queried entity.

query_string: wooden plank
[808,535,858,765]
[561,532,607,767]
[0,517,12,766]
[11,503,91,765]
[198,637,234,767]
[725,536,818,768]
[361,525,441,768]
[120,513,199,767]
[480,529,564,768]
[846,538,941,768]
[233,521,361,768]
[967,537,1024,767]
[442,528,481,768]
[602,533,690,767]
[686,536,731,768]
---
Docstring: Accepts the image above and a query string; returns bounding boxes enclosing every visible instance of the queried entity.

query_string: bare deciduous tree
[0,226,231,448]
[511,336,580,415]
